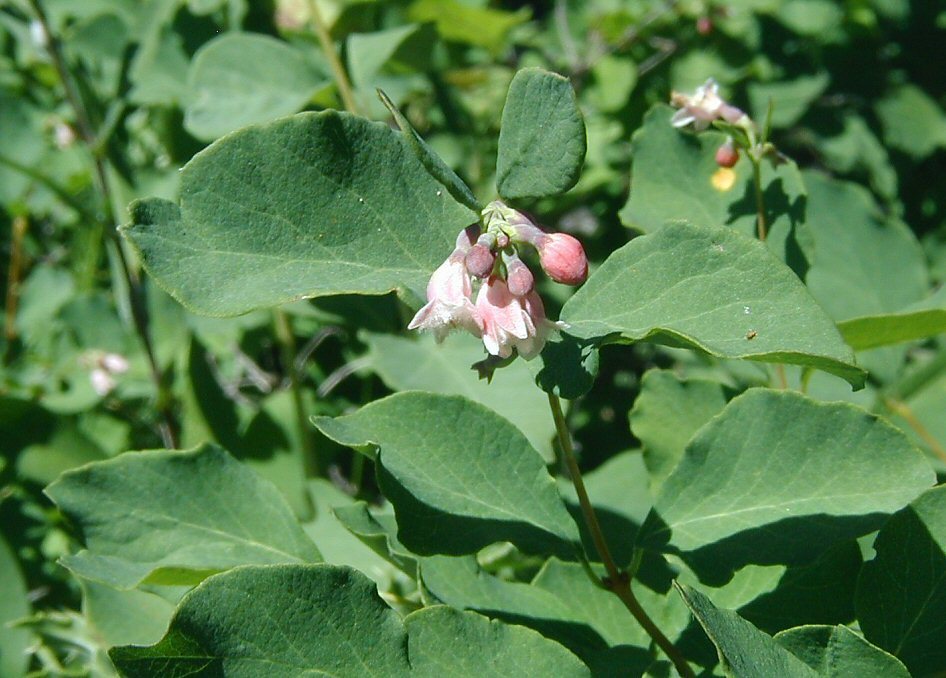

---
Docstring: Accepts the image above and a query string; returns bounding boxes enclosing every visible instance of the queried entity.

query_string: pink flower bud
[715,138,739,168]
[465,244,495,278]
[696,15,713,35]
[536,233,588,286]
[505,255,534,296]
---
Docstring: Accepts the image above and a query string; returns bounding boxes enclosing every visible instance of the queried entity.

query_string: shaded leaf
[838,286,946,350]
[560,222,865,387]
[496,68,586,200]
[0,532,31,678]
[638,389,934,583]
[676,583,819,677]
[45,444,321,589]
[123,111,476,316]
[313,392,580,558]
[856,486,946,675]
[775,625,910,677]
[875,84,946,159]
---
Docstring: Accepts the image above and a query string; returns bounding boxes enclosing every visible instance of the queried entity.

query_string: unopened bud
[505,255,535,297]
[537,233,588,286]
[696,15,713,35]
[465,243,495,278]
[715,138,739,168]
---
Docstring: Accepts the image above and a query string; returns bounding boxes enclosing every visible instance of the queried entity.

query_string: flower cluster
[409,202,588,360]
[670,78,748,131]
[81,351,129,396]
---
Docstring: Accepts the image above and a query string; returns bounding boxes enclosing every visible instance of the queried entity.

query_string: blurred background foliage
[1,0,945,674]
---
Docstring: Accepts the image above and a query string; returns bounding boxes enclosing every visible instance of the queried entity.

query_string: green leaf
[363,332,555,462]
[496,68,586,200]
[407,0,529,52]
[748,72,830,128]
[80,578,175,648]
[184,32,326,140]
[303,481,407,585]
[837,286,946,350]
[856,486,946,675]
[874,84,946,159]
[110,564,588,676]
[775,625,910,677]
[405,605,589,677]
[110,564,412,676]
[618,106,812,275]
[638,389,934,582]
[330,501,418,576]
[0,532,31,678]
[122,111,476,316]
[804,172,929,379]
[528,332,600,400]
[560,222,865,388]
[676,583,820,677]
[45,444,321,589]
[629,369,732,491]
[377,89,480,211]
[313,392,581,558]
[420,554,675,669]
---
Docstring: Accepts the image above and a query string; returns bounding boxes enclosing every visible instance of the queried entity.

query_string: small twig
[547,394,694,677]
[317,357,371,398]
[305,0,359,115]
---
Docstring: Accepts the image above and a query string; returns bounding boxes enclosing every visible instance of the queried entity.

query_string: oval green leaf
[560,221,866,388]
[496,68,586,200]
[45,444,322,589]
[313,391,581,558]
[123,111,476,316]
[638,389,934,583]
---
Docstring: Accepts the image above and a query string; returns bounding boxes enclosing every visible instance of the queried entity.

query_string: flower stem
[547,394,694,677]
[306,0,359,115]
[28,0,177,448]
[750,158,768,242]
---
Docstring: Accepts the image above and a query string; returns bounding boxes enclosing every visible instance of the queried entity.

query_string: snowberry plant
[39,63,945,678]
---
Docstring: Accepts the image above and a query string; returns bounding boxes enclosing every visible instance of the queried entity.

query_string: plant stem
[306,0,359,115]
[5,215,28,347]
[750,158,768,242]
[28,0,178,448]
[274,309,322,476]
[547,394,694,677]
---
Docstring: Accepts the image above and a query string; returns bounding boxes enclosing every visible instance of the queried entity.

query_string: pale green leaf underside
[856,486,946,675]
[775,625,910,677]
[110,564,588,677]
[496,68,586,200]
[184,33,326,141]
[313,391,580,558]
[639,389,934,582]
[837,285,946,350]
[45,444,321,589]
[560,222,865,387]
[123,111,476,316]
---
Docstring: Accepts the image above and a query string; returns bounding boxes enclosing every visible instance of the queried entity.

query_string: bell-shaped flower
[475,275,551,360]
[408,227,481,342]
[670,78,747,130]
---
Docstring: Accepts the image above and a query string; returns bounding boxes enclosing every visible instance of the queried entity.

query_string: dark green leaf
[775,625,910,677]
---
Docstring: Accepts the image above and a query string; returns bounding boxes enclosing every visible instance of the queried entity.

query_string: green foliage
[3,0,946,675]
[123,112,475,316]
[561,222,864,387]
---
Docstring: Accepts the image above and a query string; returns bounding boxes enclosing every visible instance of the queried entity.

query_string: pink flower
[535,233,588,285]
[475,275,551,359]
[408,227,480,341]
[670,78,746,130]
